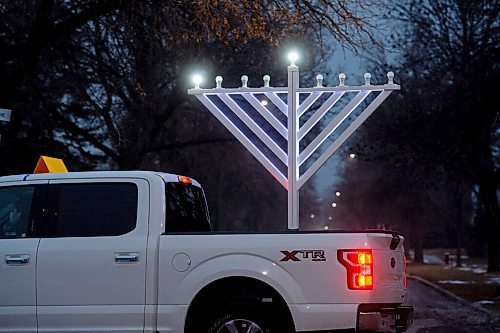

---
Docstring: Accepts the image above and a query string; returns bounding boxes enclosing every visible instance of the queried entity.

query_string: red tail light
[337,249,373,290]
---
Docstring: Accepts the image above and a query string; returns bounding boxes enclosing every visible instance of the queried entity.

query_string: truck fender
[171,254,305,306]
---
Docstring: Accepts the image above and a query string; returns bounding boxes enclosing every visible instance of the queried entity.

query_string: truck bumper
[357,304,414,332]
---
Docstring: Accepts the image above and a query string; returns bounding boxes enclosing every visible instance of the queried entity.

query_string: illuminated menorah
[188,53,400,230]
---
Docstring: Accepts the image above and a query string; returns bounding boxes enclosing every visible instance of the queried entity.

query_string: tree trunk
[414,241,424,264]
[455,183,463,267]
[479,174,499,272]
[413,219,424,263]
[478,139,499,272]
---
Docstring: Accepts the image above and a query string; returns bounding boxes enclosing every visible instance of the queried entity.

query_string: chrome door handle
[115,254,139,263]
[5,255,30,265]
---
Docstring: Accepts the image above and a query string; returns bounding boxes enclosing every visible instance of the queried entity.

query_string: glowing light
[328,216,333,221]
[349,153,356,159]
[192,74,203,89]
[310,214,315,219]
[288,51,299,66]
[338,249,374,290]
[324,226,329,230]
[331,203,337,208]
[335,191,341,197]
[358,275,373,288]
[178,176,192,184]
[261,100,268,106]
[358,253,372,265]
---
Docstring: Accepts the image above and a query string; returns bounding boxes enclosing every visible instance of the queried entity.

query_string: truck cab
[0,171,205,332]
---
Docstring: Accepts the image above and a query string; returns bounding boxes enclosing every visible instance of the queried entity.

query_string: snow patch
[472,268,487,274]
[473,300,495,305]
[437,280,470,285]
[486,276,500,284]
[423,255,444,264]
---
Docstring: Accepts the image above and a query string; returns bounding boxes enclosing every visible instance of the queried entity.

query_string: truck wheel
[200,303,286,333]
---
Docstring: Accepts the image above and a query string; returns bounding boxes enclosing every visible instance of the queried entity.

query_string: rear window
[53,183,138,237]
[165,182,211,232]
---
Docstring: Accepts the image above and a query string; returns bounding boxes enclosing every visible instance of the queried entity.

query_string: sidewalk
[407,251,500,314]
[408,274,498,318]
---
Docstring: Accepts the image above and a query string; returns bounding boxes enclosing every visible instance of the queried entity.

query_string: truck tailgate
[368,233,407,292]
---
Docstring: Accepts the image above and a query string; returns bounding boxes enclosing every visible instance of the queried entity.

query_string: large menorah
[188,55,399,230]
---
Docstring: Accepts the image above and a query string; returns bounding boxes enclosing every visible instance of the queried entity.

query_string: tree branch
[151,137,237,153]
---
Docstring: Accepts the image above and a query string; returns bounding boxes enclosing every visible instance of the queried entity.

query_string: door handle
[115,253,139,263]
[5,255,30,265]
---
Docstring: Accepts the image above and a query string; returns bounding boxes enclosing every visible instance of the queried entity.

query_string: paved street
[405,279,500,333]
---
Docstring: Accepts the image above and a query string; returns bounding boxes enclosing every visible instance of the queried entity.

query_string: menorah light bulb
[339,73,346,87]
[364,73,371,85]
[192,74,203,89]
[241,75,249,88]
[316,74,324,87]
[387,71,395,85]
[215,76,223,88]
[288,51,299,66]
[263,75,270,87]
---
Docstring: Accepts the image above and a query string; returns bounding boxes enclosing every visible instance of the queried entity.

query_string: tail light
[337,249,373,290]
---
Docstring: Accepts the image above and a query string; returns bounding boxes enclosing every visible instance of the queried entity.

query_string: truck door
[36,179,149,332]
[0,181,47,333]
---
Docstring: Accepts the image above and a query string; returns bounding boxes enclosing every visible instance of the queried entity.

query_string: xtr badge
[280,250,326,262]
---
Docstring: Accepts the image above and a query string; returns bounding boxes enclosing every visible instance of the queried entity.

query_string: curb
[408,274,499,319]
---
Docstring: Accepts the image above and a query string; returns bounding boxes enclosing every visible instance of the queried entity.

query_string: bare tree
[396,0,499,272]
[337,0,499,270]
[0,0,384,230]
[1,0,381,172]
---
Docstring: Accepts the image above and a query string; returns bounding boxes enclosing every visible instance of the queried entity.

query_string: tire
[195,302,291,333]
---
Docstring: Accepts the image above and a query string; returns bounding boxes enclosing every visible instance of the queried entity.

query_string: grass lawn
[407,249,500,313]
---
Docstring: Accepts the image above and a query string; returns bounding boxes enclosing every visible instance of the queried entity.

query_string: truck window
[0,186,35,239]
[165,182,211,232]
[52,183,138,237]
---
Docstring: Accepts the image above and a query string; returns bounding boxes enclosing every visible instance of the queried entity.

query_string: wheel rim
[216,318,264,333]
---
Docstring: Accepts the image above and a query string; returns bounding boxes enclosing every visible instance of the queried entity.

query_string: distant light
[331,203,337,208]
[349,153,356,159]
[324,226,329,230]
[328,216,333,221]
[261,100,268,106]
[288,51,299,66]
[310,213,315,219]
[336,191,341,197]
[192,74,203,89]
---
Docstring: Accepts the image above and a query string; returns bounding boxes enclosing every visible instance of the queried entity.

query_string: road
[405,279,500,333]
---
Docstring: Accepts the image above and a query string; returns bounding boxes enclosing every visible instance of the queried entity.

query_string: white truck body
[0,171,413,332]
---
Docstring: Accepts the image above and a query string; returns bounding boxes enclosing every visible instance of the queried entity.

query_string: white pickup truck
[0,170,413,333]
